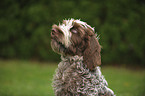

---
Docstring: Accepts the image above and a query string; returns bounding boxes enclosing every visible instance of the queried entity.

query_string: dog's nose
[51,28,57,38]
[51,28,57,33]
[51,28,56,36]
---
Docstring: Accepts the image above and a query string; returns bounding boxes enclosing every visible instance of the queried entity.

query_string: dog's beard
[51,36,75,56]
[51,35,67,55]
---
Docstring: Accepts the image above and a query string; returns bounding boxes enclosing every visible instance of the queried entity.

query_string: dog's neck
[61,55,83,63]
[57,55,85,74]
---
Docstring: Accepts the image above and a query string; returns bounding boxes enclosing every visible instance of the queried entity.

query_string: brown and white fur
[51,18,115,96]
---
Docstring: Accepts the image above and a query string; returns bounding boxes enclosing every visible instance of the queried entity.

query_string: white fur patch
[59,19,74,47]
[74,19,95,31]
[58,18,95,47]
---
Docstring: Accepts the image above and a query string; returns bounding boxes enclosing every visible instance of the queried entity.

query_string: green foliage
[0,60,145,96]
[0,0,145,65]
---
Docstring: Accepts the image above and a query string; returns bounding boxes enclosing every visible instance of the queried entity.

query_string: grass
[0,60,145,96]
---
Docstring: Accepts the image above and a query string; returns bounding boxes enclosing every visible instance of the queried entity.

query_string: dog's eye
[70,27,77,34]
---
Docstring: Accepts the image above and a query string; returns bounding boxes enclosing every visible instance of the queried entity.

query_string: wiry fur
[53,55,115,96]
[51,18,115,96]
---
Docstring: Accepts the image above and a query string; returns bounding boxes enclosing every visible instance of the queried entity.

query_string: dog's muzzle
[51,28,57,39]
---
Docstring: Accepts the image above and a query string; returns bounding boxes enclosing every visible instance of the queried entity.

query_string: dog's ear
[83,35,101,71]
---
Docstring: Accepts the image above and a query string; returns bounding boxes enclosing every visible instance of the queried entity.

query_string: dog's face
[51,19,101,70]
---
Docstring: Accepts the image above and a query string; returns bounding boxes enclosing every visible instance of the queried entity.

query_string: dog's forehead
[59,18,94,31]
[58,19,74,48]
[63,19,74,27]
[75,20,95,31]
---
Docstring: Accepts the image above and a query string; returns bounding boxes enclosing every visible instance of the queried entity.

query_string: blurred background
[0,0,145,96]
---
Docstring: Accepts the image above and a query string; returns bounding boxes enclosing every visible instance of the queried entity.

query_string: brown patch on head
[83,36,101,71]
[66,23,87,56]
[66,23,101,71]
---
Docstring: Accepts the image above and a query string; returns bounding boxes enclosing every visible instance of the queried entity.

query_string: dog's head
[51,18,101,70]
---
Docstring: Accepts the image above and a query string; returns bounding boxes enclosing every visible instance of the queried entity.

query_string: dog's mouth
[51,39,67,55]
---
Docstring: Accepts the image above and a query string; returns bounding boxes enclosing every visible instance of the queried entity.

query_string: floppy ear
[83,36,101,71]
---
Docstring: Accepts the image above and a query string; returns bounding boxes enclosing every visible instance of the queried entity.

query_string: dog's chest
[53,55,109,95]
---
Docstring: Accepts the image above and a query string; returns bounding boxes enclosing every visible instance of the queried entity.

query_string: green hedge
[0,0,145,65]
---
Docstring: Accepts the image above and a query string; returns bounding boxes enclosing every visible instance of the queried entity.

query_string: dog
[51,18,115,96]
